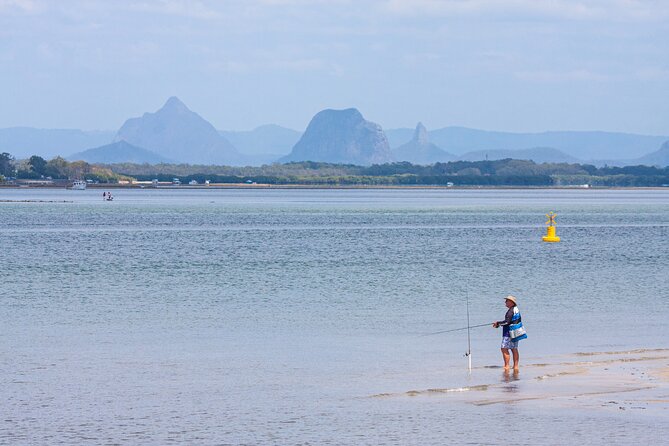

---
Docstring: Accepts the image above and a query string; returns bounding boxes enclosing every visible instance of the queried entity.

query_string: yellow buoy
[542,211,561,242]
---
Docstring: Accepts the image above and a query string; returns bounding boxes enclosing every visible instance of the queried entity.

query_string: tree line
[0,153,129,183]
[2,152,668,187]
[120,159,669,187]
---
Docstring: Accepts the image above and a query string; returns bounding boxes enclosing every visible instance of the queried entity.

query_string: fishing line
[419,323,490,337]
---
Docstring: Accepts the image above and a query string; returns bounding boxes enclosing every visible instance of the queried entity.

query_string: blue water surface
[1,188,668,444]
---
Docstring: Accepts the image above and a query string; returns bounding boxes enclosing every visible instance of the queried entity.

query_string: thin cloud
[0,0,44,14]
[514,69,613,82]
[381,0,669,22]
[255,0,352,5]
[128,0,222,20]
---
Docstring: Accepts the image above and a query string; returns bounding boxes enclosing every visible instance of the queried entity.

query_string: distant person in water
[492,295,527,370]
[103,191,106,200]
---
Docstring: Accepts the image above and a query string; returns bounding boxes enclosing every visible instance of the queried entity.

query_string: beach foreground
[373,348,669,413]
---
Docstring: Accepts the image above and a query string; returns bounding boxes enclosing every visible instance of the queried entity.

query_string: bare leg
[501,348,510,369]
[512,348,519,370]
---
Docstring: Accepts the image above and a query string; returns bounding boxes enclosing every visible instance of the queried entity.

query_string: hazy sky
[1,0,668,134]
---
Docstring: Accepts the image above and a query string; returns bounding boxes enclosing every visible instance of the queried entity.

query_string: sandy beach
[372,348,669,416]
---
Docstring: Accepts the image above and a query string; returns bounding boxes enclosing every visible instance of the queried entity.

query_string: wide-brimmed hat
[504,295,517,304]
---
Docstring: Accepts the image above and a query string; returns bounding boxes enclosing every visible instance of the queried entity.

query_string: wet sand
[371,348,669,415]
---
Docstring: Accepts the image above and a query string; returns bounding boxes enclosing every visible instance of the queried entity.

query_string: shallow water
[1,188,668,444]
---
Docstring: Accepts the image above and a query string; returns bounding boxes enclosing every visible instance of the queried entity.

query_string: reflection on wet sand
[371,348,669,415]
[502,369,520,383]
[501,369,520,394]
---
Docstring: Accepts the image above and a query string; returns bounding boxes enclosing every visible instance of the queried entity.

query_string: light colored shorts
[501,336,519,350]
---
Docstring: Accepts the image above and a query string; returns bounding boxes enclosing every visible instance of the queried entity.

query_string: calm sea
[1,188,668,444]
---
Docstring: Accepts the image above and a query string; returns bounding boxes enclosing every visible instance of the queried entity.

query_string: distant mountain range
[639,141,669,166]
[456,147,580,164]
[604,141,669,167]
[68,141,173,164]
[220,124,301,156]
[0,127,115,159]
[386,127,668,162]
[1,97,667,166]
[219,124,302,166]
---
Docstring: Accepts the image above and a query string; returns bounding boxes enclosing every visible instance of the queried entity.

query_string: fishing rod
[421,293,494,372]
[466,294,472,372]
[419,323,489,337]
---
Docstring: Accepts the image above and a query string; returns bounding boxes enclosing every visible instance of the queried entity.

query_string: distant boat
[69,180,87,190]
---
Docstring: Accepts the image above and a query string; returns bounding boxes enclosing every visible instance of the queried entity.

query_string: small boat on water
[69,180,87,190]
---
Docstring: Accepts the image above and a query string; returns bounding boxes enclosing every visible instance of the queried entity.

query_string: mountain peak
[114,97,241,165]
[393,122,456,164]
[313,108,363,123]
[413,122,429,145]
[160,96,189,114]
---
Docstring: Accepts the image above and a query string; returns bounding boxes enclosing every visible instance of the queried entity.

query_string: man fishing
[492,295,527,371]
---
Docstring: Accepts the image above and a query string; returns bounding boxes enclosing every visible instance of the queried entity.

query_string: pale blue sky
[1,0,668,134]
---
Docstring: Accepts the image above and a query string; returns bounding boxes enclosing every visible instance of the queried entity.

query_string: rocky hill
[635,140,669,167]
[68,140,172,164]
[393,123,455,164]
[281,108,393,165]
[115,97,242,165]
[594,140,669,167]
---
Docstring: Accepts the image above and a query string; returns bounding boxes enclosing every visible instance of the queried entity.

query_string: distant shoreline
[2,183,669,191]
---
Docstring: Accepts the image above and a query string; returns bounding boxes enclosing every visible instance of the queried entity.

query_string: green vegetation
[2,153,668,187]
[112,159,669,187]
[0,152,14,180]
[0,153,132,183]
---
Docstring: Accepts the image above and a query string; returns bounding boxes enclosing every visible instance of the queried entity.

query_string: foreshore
[372,348,669,414]
[2,183,668,191]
